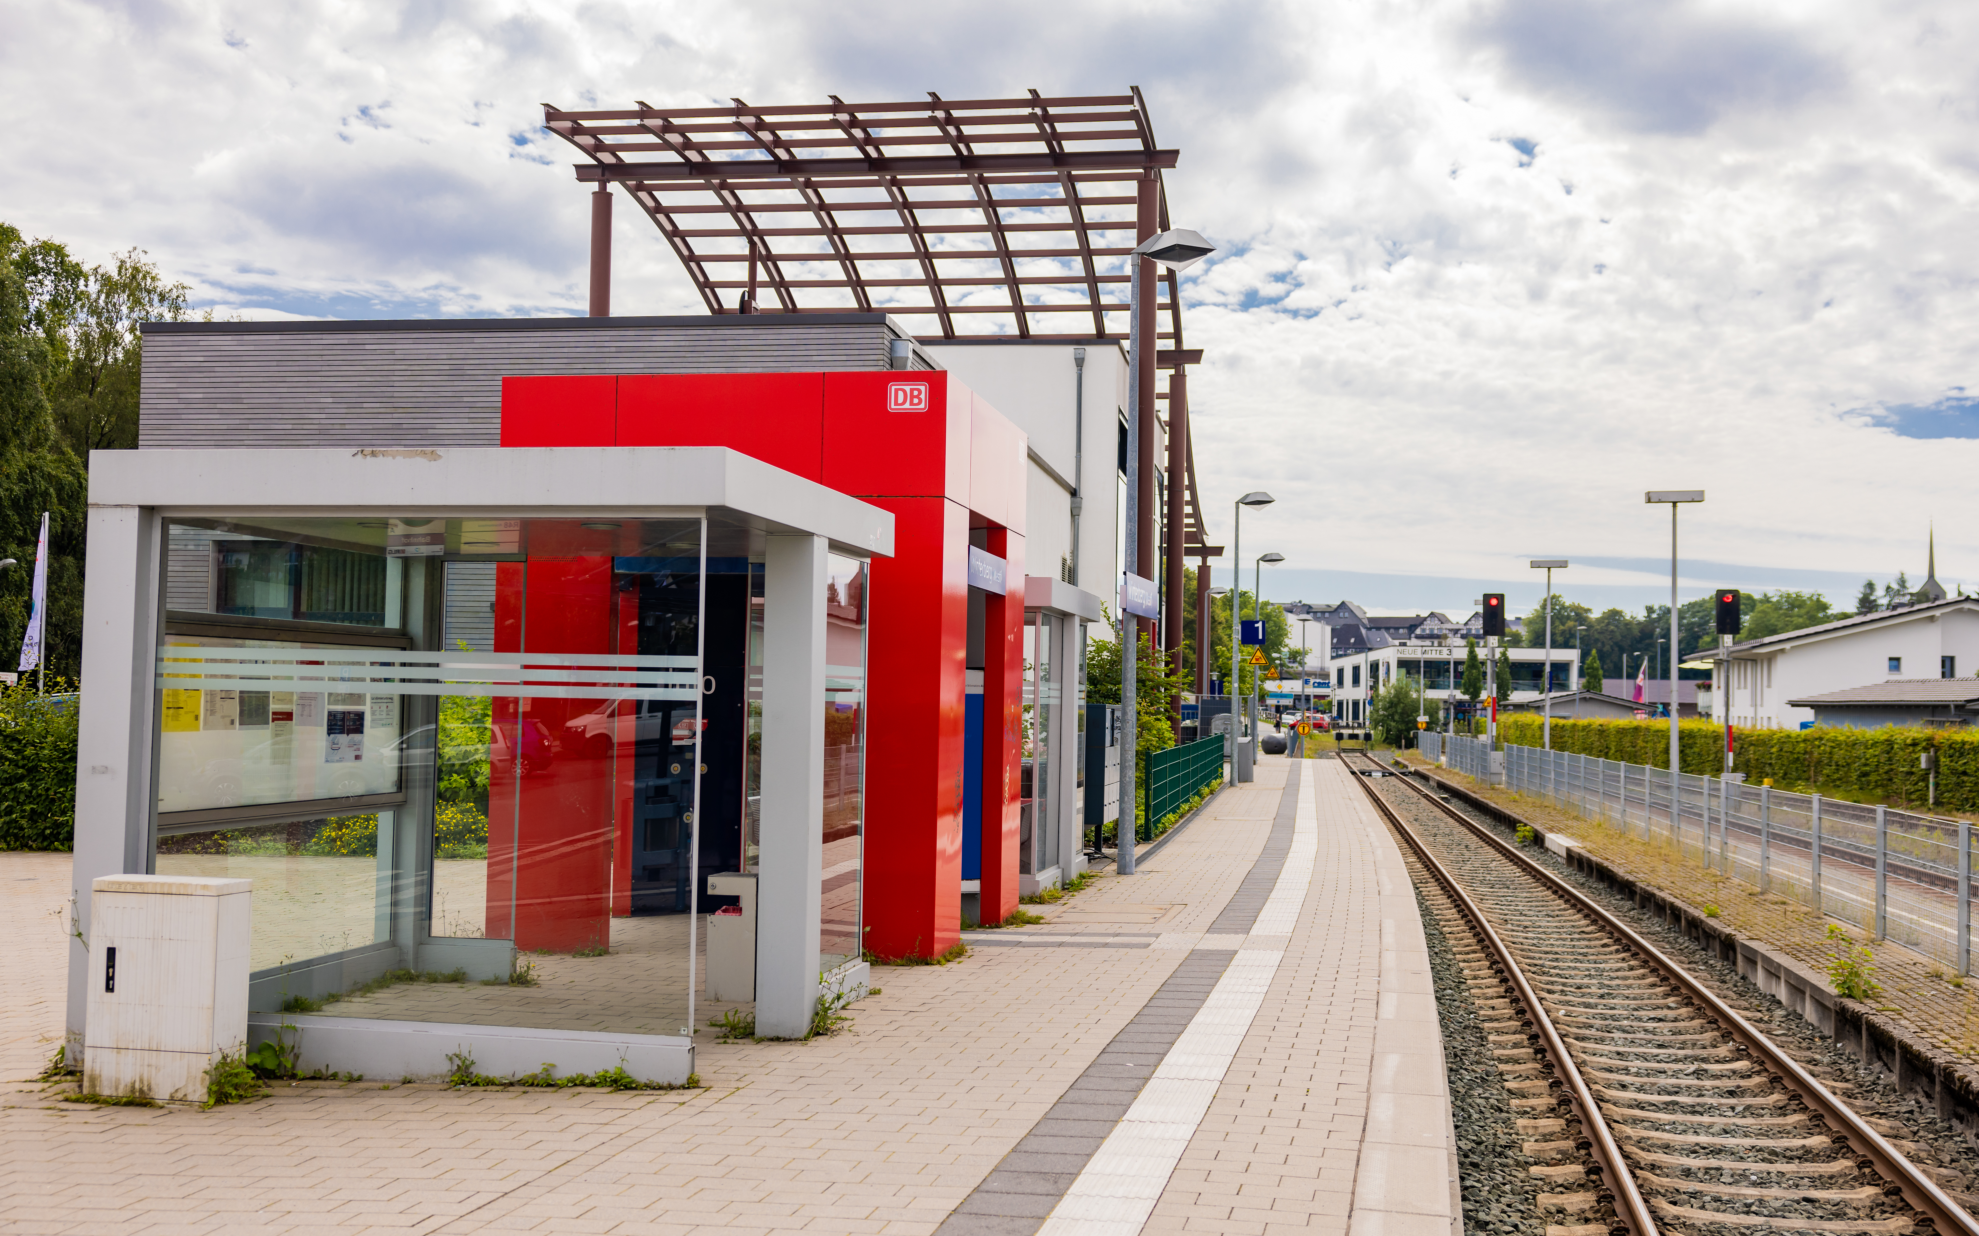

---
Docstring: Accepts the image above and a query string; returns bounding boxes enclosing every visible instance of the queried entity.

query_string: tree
[1518,599,1594,648]
[1583,648,1604,694]
[1494,647,1513,705]
[1742,590,1836,642]
[0,223,189,679]
[1856,579,1879,615]
[1370,673,1425,746]
[1201,585,1292,699]
[1087,615,1193,784]
[1884,573,1912,610]
[1460,638,1483,702]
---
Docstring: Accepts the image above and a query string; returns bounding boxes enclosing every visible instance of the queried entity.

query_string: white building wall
[1718,605,1979,730]
[924,342,1128,594]
[1325,645,1580,724]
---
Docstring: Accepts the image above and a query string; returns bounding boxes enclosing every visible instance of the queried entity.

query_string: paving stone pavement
[1410,752,1979,1068]
[0,757,1453,1235]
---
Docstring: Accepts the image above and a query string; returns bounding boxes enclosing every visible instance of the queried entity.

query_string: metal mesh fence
[1427,737,1977,972]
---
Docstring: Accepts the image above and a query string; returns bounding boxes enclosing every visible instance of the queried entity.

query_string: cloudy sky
[7,0,1976,616]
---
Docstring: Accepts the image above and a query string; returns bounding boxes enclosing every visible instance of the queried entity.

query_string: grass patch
[63,1093,157,1108]
[869,941,970,966]
[970,908,1046,929]
[38,1044,76,1082]
[483,956,538,987]
[1021,869,1100,905]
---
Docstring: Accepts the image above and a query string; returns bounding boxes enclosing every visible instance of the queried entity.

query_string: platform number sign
[887,381,930,412]
[1481,593,1504,638]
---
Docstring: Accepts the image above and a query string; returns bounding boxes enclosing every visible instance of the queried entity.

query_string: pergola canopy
[543,90,1190,345]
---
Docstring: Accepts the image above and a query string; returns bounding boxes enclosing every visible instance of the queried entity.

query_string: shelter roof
[543,90,1187,345]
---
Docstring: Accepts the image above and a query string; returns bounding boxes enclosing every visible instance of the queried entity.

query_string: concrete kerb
[1418,760,1979,1147]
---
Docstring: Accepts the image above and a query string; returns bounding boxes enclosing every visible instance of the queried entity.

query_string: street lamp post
[1117,228,1216,877]
[1254,552,1284,739]
[1230,492,1275,785]
[1530,559,1568,750]
[1647,490,1705,813]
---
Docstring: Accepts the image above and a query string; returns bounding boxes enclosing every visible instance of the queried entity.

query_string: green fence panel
[1141,735,1228,840]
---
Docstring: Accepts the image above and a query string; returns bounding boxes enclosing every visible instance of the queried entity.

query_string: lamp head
[1645,490,1704,504]
[1238,491,1275,507]
[0,559,15,570]
[1259,552,1285,564]
[1530,559,1568,569]
[1133,228,1216,270]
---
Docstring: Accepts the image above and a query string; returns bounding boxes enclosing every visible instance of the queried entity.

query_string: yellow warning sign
[1248,649,1266,666]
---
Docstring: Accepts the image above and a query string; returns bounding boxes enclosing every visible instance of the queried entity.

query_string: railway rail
[1341,750,1979,1236]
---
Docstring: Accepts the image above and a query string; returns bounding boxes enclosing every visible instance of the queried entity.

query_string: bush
[1497,713,1978,810]
[0,679,78,849]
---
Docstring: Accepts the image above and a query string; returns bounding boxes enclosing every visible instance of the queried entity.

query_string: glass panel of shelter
[151,515,745,1042]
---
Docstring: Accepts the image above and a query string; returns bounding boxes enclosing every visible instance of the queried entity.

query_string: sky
[6,0,1978,619]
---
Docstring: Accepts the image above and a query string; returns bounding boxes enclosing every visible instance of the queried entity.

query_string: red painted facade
[497,370,1026,961]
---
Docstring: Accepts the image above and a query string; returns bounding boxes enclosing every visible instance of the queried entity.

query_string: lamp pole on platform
[1530,560,1568,750]
[1118,228,1216,876]
[1229,492,1274,786]
[1647,490,1704,819]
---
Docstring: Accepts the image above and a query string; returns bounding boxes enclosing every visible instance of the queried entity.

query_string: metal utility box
[704,872,756,1002]
[85,874,252,1103]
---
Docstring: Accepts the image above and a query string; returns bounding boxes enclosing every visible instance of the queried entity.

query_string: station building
[1327,640,1579,725]
[65,93,1226,1084]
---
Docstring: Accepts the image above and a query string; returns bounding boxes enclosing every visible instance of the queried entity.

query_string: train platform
[0,754,1458,1236]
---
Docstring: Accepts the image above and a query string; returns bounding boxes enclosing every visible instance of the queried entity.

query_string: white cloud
[5,0,1976,610]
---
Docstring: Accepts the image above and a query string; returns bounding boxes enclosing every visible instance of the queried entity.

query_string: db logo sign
[887,381,930,412]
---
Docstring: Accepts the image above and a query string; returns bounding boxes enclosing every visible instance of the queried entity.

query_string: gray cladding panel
[140,323,897,449]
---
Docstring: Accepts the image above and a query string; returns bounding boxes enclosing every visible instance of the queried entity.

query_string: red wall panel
[500,376,616,446]
[617,373,826,481]
[859,495,968,960]
[978,528,1024,924]
[822,371,962,500]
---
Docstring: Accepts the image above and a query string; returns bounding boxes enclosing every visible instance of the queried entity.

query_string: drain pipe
[1069,347,1086,586]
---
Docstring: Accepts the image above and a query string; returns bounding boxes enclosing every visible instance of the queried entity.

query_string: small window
[1888,657,1903,675]
[1944,656,1957,679]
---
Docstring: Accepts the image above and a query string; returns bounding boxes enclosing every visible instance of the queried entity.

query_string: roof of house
[1366,614,1429,630]
[1694,596,1979,659]
[1787,678,1979,709]
[1503,690,1644,712]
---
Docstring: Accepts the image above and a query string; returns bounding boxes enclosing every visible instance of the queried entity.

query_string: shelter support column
[1164,368,1188,736]
[589,187,612,318]
[1053,613,1086,879]
[68,503,164,1062]
[859,497,967,961]
[1194,554,1211,696]
[757,533,828,1038]
[980,528,1025,926]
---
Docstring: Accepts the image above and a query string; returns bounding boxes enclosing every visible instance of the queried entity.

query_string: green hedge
[0,681,79,849]
[1497,714,1969,811]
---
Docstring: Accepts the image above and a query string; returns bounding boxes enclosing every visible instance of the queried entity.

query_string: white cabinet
[85,875,252,1103]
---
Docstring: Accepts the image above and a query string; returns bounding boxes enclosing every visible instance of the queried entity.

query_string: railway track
[1341,750,1979,1236]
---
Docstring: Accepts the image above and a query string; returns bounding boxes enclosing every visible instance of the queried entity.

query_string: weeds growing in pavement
[63,1093,157,1107]
[1703,904,1720,917]
[1514,823,1535,846]
[443,1047,698,1090]
[970,908,1046,929]
[1827,924,1882,1002]
[1023,869,1100,905]
[203,1050,264,1108]
[38,1044,76,1081]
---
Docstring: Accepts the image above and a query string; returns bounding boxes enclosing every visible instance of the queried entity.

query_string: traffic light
[1481,594,1504,638]
[1715,590,1742,636]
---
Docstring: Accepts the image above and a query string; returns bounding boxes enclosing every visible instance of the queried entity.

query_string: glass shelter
[70,447,891,1080]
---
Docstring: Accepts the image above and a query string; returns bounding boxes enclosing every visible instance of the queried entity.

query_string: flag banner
[1633,660,1646,703]
[17,512,47,673]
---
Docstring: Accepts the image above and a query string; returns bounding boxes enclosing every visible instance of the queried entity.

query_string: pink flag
[1633,660,1646,703]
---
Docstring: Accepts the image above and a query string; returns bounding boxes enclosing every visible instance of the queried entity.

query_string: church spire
[1915,525,1948,604]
